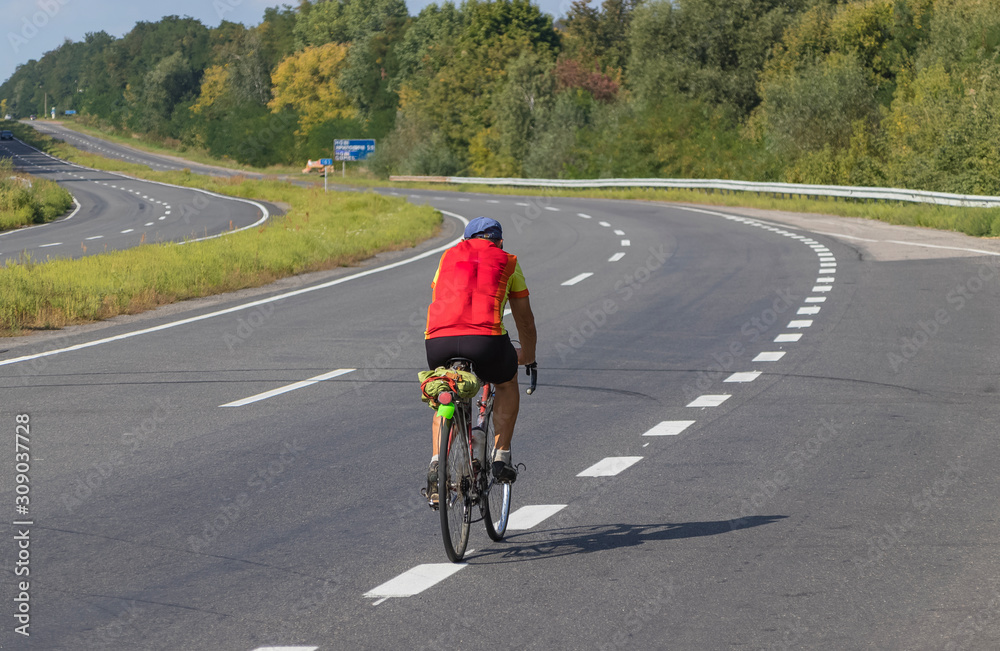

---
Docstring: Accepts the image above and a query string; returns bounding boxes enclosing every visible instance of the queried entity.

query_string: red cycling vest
[425,238,525,338]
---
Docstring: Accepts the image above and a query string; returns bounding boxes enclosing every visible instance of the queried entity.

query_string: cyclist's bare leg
[432,416,442,457]
[492,374,519,451]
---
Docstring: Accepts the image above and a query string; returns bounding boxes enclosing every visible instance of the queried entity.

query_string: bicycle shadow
[467,516,787,564]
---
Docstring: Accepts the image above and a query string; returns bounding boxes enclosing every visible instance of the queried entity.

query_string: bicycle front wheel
[438,413,472,562]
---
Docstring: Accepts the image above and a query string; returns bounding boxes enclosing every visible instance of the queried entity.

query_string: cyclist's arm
[509,295,536,365]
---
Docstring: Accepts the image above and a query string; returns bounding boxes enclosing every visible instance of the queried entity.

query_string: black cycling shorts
[425,334,518,385]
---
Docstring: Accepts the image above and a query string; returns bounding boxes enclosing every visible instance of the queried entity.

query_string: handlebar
[525,362,538,395]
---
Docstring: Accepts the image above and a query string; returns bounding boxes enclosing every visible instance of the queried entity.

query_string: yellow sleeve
[508,261,529,298]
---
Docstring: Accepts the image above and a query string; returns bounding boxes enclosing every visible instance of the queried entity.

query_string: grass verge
[0,157,74,231]
[0,148,440,336]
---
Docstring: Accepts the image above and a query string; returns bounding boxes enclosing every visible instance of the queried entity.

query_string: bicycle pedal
[420,487,439,510]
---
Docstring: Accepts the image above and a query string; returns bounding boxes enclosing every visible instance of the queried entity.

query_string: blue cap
[463,217,503,241]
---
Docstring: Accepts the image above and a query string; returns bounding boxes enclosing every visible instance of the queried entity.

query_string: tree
[293,0,409,47]
[268,43,356,137]
[627,0,805,116]
[562,0,636,72]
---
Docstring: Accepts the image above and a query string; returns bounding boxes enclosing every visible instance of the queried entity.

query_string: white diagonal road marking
[364,563,467,600]
[687,394,730,407]
[642,421,695,436]
[562,272,593,286]
[507,504,567,530]
[578,456,643,477]
[220,369,355,407]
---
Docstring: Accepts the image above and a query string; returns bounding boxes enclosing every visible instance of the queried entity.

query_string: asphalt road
[24,120,242,177]
[3,129,1000,650]
[0,135,269,264]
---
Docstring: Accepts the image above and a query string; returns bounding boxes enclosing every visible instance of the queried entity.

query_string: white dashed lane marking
[562,272,593,286]
[577,212,592,219]
[798,306,821,315]
[788,320,813,328]
[506,504,567,530]
[577,457,643,477]
[753,352,785,362]
[642,421,695,436]
[687,394,731,408]
[544,206,560,211]
[621,239,631,246]
[39,243,61,248]
[608,252,626,262]
[364,563,467,603]
[725,371,761,383]
[775,333,802,342]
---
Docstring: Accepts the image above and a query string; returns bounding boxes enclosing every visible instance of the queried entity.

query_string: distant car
[0,131,13,140]
[29,115,36,120]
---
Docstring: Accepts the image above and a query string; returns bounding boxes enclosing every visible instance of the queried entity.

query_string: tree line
[3,0,1000,194]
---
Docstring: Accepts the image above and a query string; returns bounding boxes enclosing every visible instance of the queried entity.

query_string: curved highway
[2,128,1000,650]
[0,135,268,265]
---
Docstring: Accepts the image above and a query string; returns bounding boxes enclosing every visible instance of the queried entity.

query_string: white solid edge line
[252,647,320,651]
[220,369,355,407]
[883,239,1000,256]
[0,212,471,368]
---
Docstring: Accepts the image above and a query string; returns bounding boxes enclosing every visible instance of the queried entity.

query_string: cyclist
[424,216,537,502]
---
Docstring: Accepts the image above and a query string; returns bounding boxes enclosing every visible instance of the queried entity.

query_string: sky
[1,0,576,88]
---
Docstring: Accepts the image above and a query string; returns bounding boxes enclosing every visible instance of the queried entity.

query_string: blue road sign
[320,158,333,166]
[334,139,376,161]
[64,110,76,115]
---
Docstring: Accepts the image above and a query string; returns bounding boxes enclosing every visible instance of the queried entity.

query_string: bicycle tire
[438,410,472,562]
[482,402,511,541]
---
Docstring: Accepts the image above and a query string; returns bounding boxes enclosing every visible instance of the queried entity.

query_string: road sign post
[320,158,334,192]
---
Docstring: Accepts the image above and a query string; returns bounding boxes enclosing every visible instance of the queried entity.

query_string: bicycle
[432,359,537,562]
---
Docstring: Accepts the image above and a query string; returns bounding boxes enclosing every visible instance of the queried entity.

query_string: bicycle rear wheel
[438,412,472,562]
[482,415,511,541]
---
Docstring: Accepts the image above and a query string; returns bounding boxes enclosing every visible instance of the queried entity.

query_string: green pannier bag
[418,367,481,407]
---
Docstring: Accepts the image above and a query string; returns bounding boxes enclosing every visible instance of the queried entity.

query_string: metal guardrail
[389,175,1000,209]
